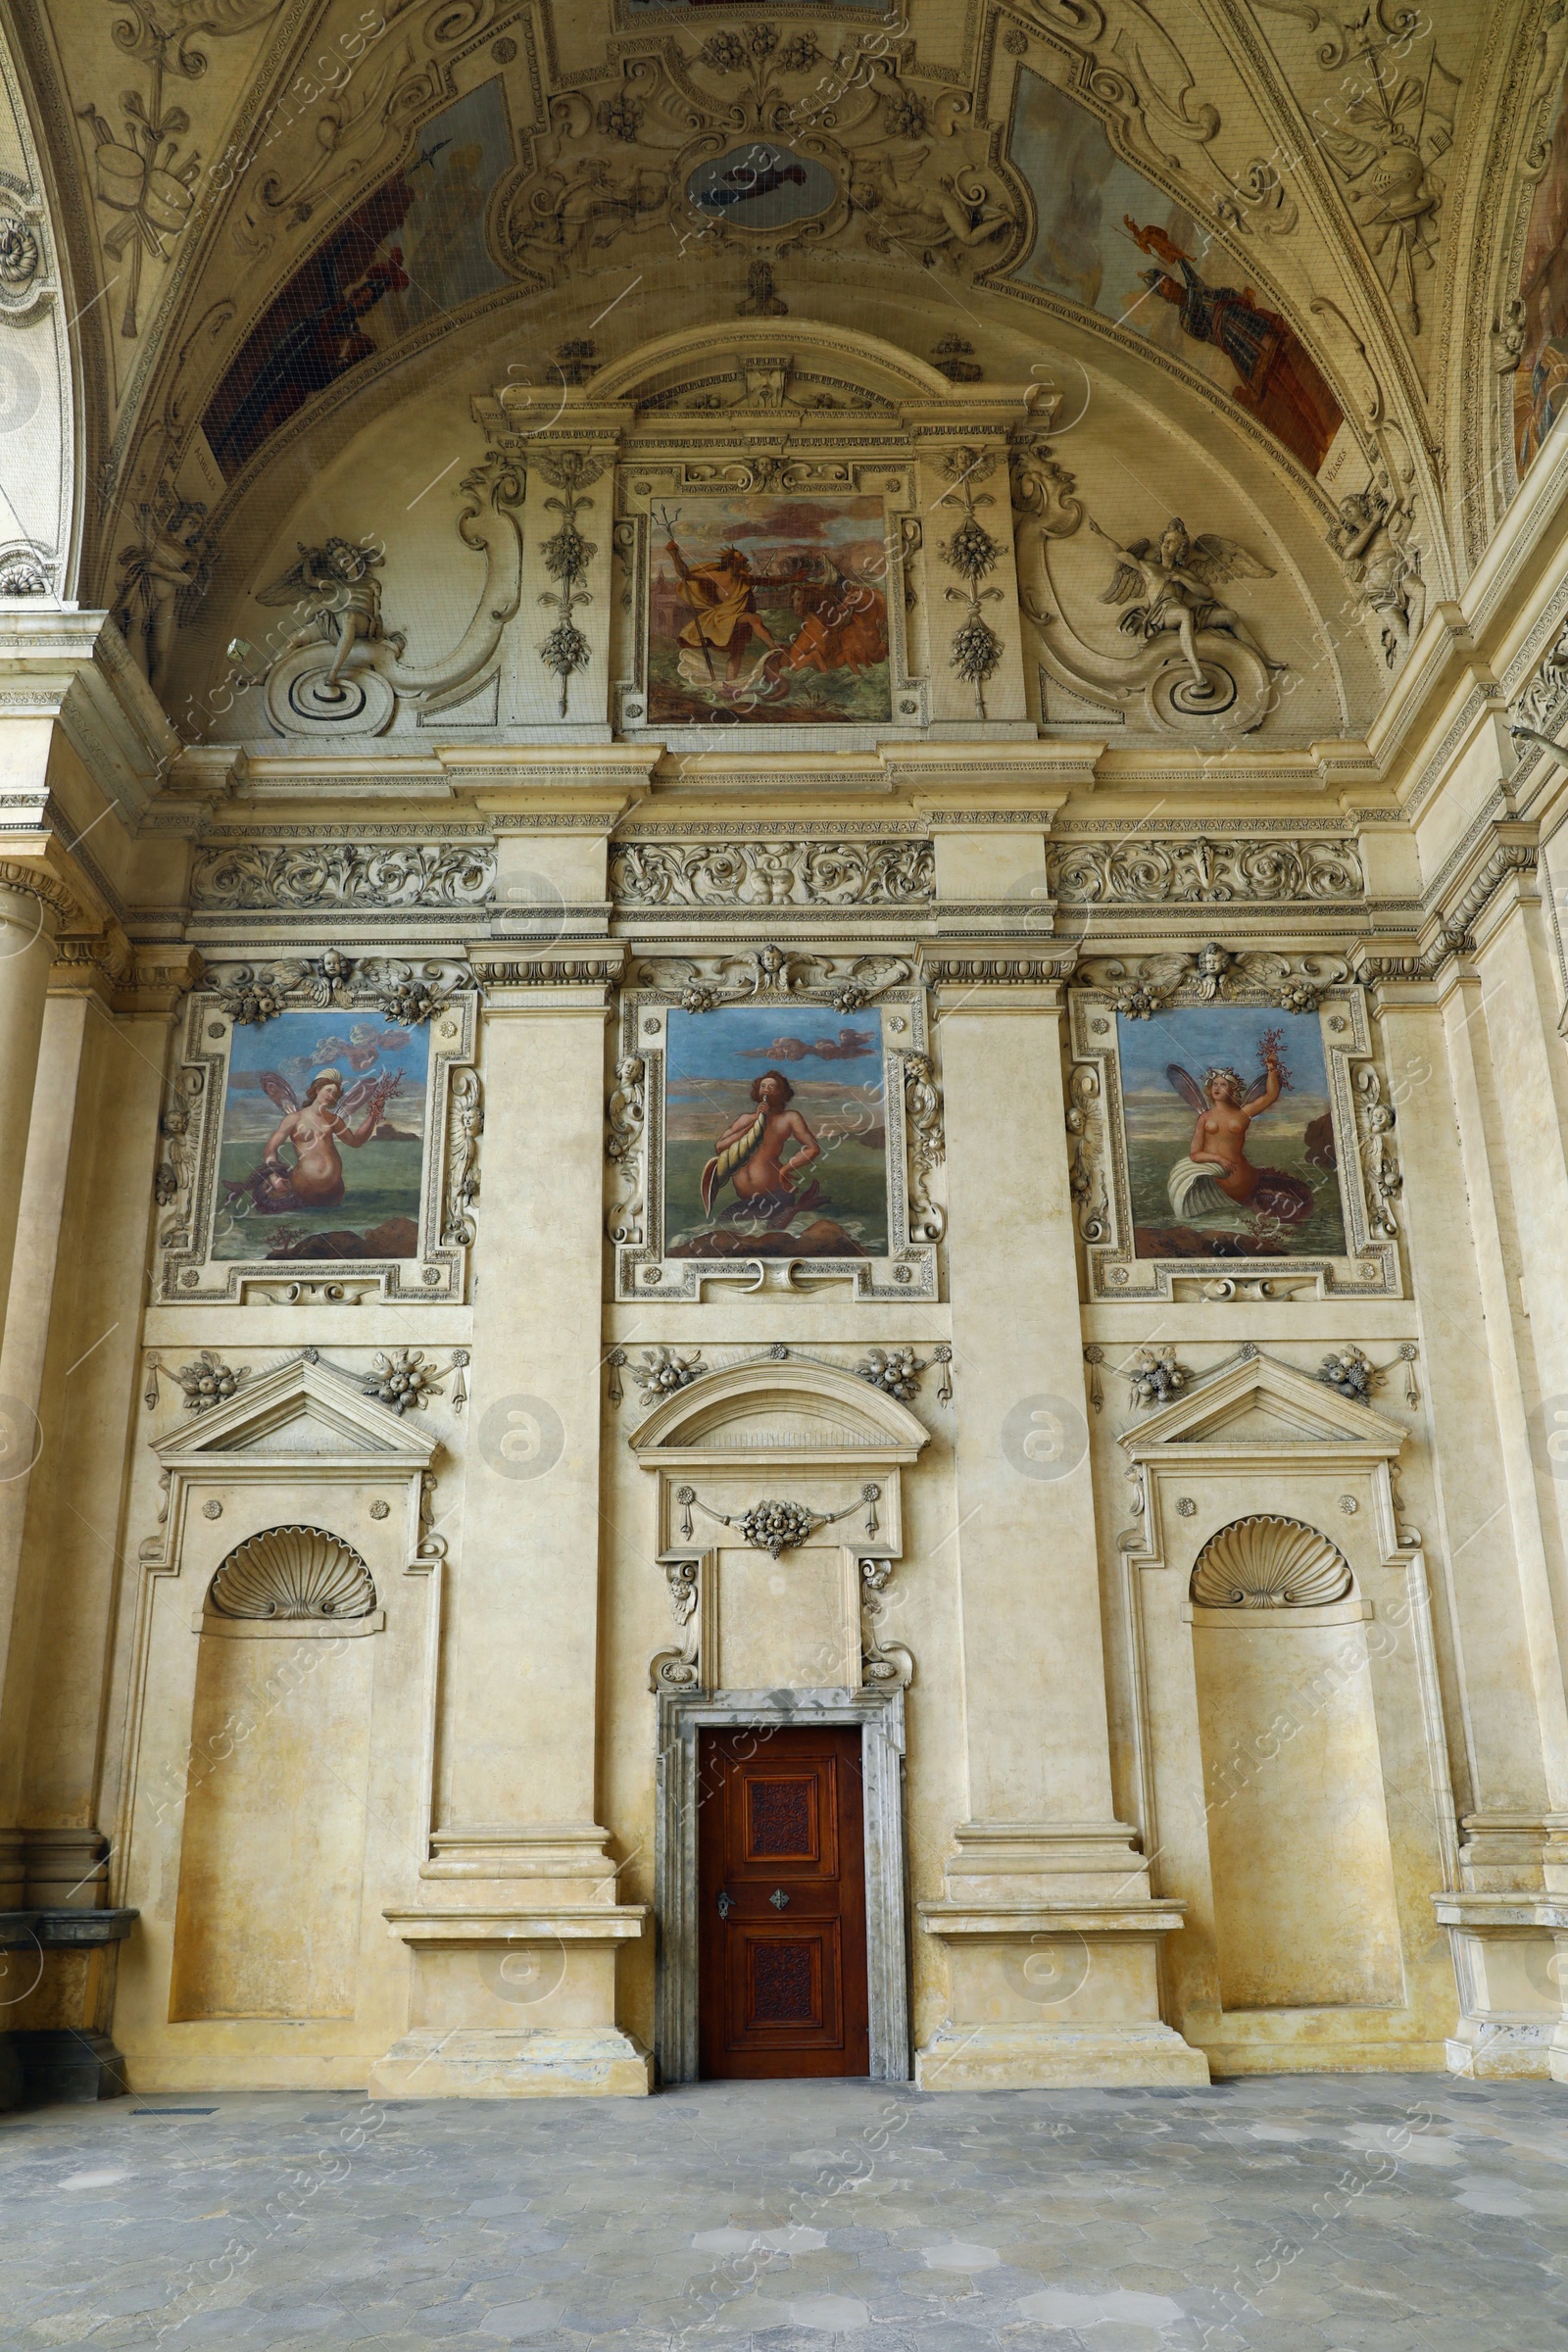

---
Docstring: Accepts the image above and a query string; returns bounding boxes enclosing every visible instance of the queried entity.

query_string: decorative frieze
[610,840,934,909]
[1049,836,1363,905]
[191,846,495,910]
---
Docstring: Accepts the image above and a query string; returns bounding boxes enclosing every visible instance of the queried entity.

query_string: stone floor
[1,2072,1565,2351]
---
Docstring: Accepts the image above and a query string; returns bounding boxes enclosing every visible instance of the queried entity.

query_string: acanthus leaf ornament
[191,846,494,912]
[1047,836,1364,906]
[610,841,934,910]
[899,1054,945,1244]
[650,1554,702,1693]
[441,1070,482,1250]
[606,1054,646,1246]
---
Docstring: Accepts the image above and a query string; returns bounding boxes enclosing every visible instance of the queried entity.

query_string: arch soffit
[630,1363,928,1472]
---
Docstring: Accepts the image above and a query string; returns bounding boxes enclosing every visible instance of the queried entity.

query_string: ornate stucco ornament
[673,1484,883,1555]
[610,841,934,910]
[1124,1347,1193,1408]
[635,946,912,1013]
[191,847,495,913]
[1316,1345,1378,1403]
[533,449,606,717]
[363,1351,445,1415]
[150,1349,250,1413]
[202,955,479,1026]
[1047,836,1364,906]
[208,1526,377,1623]
[1190,1516,1353,1609]
[634,1348,709,1409]
[859,1559,913,1687]
[938,448,1005,720]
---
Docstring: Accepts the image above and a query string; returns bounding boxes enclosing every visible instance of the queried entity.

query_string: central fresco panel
[649,496,893,727]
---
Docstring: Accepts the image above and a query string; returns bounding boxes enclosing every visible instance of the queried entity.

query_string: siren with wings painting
[224,1063,402,1216]
[1162,1034,1316,1227]
[1091,516,1278,691]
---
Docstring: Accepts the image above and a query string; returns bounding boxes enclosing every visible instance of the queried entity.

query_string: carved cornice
[922,951,1077,985]
[0,858,80,923]
[1360,841,1540,984]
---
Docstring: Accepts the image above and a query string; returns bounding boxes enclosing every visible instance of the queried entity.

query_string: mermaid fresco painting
[664,1005,889,1261]
[213,1010,429,1262]
[1116,1006,1346,1260]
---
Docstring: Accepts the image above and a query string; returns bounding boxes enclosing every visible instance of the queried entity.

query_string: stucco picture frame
[1067,964,1401,1301]
[612,951,940,1302]
[155,969,481,1304]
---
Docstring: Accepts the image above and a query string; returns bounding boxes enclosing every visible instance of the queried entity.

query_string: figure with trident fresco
[657,506,780,686]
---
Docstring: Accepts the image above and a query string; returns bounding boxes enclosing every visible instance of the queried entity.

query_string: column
[915,975,1204,2088]
[369,964,649,2098]
[0,879,69,1914]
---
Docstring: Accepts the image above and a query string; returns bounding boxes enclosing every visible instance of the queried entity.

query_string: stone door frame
[656,1685,909,2084]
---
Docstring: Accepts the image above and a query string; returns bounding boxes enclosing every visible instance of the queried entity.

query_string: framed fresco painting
[156,970,479,1303]
[1067,969,1399,1301]
[613,473,927,735]
[613,956,937,1301]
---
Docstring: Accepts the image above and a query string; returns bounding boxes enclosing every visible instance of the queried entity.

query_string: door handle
[717,1890,734,1920]
[770,1888,790,1910]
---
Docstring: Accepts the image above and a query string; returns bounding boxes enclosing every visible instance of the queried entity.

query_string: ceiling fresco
[0,0,1561,708]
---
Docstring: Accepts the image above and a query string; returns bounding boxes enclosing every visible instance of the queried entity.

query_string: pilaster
[914,967,1204,2089]
[368,952,649,2098]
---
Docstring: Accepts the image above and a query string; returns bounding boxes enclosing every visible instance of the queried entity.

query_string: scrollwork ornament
[900,1053,945,1243]
[859,1557,913,1687]
[442,1069,482,1249]
[606,1054,645,1245]
[650,1555,702,1693]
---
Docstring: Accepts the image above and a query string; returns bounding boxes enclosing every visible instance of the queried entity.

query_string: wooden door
[697,1725,870,2079]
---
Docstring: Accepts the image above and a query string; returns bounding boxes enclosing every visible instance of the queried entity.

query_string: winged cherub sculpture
[1091,516,1280,693]
[1163,1037,1316,1229]
[254,536,405,701]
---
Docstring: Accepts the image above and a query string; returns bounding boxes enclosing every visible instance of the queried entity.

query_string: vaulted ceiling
[3,0,1564,728]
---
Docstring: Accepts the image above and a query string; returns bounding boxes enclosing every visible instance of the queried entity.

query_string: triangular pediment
[1119,1350,1406,1458]
[155,1350,438,1469]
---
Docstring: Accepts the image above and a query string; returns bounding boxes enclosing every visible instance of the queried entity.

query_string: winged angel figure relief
[1091,517,1280,695]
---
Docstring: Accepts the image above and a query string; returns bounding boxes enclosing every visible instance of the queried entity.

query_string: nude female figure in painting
[226,1066,398,1215]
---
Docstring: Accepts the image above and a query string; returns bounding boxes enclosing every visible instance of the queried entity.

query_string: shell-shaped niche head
[1190,1513,1352,1609]
[208,1524,377,1620]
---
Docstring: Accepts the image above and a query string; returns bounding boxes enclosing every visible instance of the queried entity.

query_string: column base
[367,2027,652,2099]
[1433,1892,1568,2081]
[916,2020,1208,2091]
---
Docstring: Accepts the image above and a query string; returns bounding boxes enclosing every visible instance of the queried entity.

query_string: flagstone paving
[2,2072,1565,2350]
